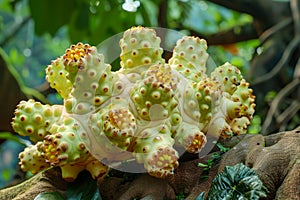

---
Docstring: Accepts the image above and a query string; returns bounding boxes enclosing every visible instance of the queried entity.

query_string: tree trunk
[0,50,27,134]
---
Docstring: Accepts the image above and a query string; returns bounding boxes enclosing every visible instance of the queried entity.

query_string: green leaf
[197,162,208,167]
[34,192,65,200]
[28,0,76,36]
[207,163,268,200]
[195,192,205,200]
[66,171,102,200]
[68,5,90,43]
[0,132,29,146]
[216,143,230,153]
[0,0,14,14]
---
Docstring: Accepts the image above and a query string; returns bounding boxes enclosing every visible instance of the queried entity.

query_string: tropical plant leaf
[195,192,205,200]
[66,171,102,200]
[28,0,76,36]
[207,163,268,200]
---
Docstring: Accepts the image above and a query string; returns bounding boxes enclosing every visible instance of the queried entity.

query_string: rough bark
[215,130,300,200]
[0,167,67,200]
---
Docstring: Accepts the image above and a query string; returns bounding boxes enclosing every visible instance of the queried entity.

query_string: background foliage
[0,0,257,91]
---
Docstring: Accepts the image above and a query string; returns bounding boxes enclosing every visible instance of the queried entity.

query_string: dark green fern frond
[197,163,268,200]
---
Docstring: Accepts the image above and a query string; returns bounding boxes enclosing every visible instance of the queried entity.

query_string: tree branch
[158,0,168,28]
[205,0,261,16]
[261,78,300,134]
[278,101,300,131]
[205,0,291,32]
[290,0,300,35]
[252,35,300,86]
[190,22,258,45]
[259,17,293,45]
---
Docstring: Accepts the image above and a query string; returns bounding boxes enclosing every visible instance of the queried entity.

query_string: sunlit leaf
[0,0,14,13]
[197,162,208,167]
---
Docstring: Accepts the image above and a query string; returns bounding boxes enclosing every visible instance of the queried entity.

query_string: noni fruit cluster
[12,26,255,180]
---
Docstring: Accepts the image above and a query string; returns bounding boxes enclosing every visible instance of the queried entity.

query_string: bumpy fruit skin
[120,26,164,71]
[42,116,90,166]
[211,62,243,95]
[130,63,179,121]
[62,44,122,114]
[12,26,255,180]
[88,97,136,160]
[46,58,73,99]
[169,36,208,82]
[18,142,50,174]
[133,124,179,178]
[11,99,63,142]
